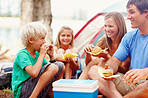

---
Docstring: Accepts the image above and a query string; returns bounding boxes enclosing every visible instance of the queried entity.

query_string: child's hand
[73,57,78,62]
[65,56,71,62]
[40,43,49,57]
[65,56,78,64]
[47,45,54,57]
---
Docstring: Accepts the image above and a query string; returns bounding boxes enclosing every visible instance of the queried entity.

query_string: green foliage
[3,88,13,94]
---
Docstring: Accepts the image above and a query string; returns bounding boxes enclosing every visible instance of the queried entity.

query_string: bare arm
[25,44,48,78]
[69,47,80,71]
[84,44,94,65]
[118,57,130,74]
[47,45,54,60]
[53,46,67,62]
[106,56,122,74]
[85,53,92,65]
[68,57,80,71]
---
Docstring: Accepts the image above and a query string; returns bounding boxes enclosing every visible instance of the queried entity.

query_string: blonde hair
[55,26,74,49]
[20,22,48,47]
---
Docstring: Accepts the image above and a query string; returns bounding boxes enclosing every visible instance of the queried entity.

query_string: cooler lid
[53,79,99,93]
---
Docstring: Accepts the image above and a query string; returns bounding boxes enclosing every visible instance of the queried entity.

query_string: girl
[54,26,80,79]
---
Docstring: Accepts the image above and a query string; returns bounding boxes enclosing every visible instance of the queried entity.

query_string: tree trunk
[20,0,53,44]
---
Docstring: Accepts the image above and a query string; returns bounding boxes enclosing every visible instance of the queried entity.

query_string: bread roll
[91,46,102,54]
[103,69,113,77]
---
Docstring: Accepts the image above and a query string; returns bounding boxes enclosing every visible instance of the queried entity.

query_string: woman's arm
[84,44,94,65]
[85,53,92,65]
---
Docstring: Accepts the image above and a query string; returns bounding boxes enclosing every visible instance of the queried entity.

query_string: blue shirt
[114,29,148,69]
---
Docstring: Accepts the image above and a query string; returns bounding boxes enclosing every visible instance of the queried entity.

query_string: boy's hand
[47,44,54,58]
[40,43,49,57]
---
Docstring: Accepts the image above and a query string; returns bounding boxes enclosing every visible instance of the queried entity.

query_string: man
[88,0,148,97]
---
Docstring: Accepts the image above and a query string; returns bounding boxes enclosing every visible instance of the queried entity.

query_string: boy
[12,22,65,98]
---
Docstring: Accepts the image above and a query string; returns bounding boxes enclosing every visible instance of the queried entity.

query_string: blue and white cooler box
[52,79,99,98]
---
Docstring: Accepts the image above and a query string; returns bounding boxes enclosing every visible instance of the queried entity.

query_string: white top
[52,79,99,93]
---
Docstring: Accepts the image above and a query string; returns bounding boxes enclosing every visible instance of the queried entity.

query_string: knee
[49,64,59,74]
[89,66,98,73]
[98,57,107,67]
[88,66,98,79]
[91,57,100,64]
[62,64,65,72]
[55,61,65,72]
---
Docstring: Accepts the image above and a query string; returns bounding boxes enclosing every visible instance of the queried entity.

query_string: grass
[3,88,13,93]
[0,86,13,98]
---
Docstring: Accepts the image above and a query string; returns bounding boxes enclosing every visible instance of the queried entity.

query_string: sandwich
[91,46,102,54]
[102,68,113,77]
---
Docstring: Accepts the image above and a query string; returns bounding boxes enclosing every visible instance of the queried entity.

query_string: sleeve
[113,33,130,61]
[17,52,32,70]
[43,58,48,66]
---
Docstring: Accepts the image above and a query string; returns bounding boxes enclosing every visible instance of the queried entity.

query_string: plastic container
[53,79,99,98]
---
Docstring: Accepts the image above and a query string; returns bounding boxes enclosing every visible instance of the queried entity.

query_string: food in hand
[98,67,119,78]
[102,69,113,77]
[87,46,108,55]
[63,53,78,59]
[91,46,102,54]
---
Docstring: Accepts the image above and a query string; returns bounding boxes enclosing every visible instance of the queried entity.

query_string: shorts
[20,61,64,98]
[113,72,146,96]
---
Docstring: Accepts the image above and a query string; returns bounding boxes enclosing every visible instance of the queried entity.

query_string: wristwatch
[49,59,56,63]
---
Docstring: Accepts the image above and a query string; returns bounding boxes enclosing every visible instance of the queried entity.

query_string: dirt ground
[0,90,13,98]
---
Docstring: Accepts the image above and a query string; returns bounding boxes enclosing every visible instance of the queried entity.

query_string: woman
[79,12,130,79]
[54,26,80,79]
